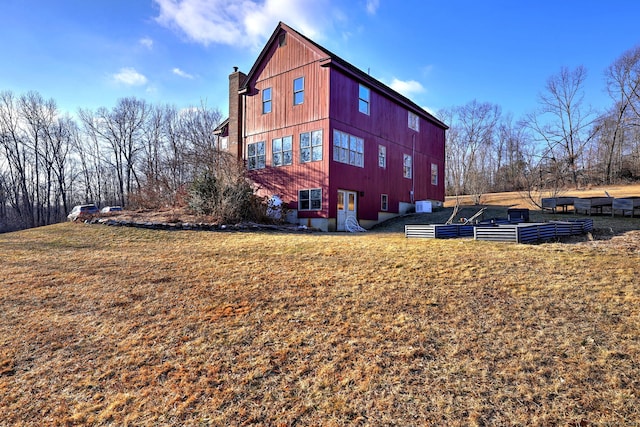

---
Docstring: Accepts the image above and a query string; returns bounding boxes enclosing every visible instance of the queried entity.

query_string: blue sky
[2,0,639,121]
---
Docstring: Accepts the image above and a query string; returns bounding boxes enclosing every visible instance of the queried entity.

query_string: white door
[337,190,357,231]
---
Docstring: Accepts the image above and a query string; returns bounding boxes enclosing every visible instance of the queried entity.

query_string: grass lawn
[1,200,639,425]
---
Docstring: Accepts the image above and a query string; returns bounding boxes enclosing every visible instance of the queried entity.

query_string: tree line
[442,45,640,206]
[1,45,639,232]
[0,92,237,232]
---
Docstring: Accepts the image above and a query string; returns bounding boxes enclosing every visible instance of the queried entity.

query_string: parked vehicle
[100,206,123,213]
[67,204,99,221]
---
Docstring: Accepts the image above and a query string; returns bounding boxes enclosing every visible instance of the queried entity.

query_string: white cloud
[172,67,194,79]
[140,37,154,49]
[113,68,148,86]
[366,0,380,15]
[153,0,332,48]
[389,78,425,98]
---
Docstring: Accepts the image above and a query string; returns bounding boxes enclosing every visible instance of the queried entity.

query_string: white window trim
[262,87,272,114]
[408,111,420,132]
[272,136,293,167]
[359,84,370,115]
[298,188,322,211]
[300,130,323,163]
[378,144,386,168]
[293,77,304,105]
[248,141,266,170]
[333,129,364,168]
[403,154,412,179]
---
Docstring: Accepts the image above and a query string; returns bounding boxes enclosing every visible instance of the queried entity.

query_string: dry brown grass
[1,202,640,425]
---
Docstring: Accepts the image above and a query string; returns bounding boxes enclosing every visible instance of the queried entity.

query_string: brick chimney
[228,67,247,160]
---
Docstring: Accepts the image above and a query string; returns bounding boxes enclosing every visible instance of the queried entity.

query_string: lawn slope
[1,221,639,426]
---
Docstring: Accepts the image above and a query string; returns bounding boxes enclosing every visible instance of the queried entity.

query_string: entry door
[337,190,357,231]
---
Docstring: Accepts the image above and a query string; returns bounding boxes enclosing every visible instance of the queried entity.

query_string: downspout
[411,133,415,204]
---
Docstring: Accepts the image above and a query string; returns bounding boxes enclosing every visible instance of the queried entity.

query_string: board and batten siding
[327,68,445,221]
[244,30,330,137]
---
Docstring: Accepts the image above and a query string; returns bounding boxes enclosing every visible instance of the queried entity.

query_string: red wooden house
[219,22,447,231]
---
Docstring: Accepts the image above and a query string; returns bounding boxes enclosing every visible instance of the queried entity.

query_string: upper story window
[262,87,272,114]
[278,32,287,47]
[378,145,386,168]
[300,130,323,163]
[333,129,364,168]
[293,77,304,105]
[408,111,420,132]
[248,141,266,170]
[403,154,412,179]
[358,84,370,115]
[431,163,438,185]
[272,136,293,166]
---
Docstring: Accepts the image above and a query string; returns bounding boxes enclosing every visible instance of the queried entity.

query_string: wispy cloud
[113,68,148,86]
[153,0,332,48]
[139,37,154,49]
[388,78,425,98]
[172,67,194,79]
[366,0,380,15]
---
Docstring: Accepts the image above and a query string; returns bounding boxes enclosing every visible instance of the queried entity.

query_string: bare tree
[526,66,598,188]
[493,115,530,192]
[0,91,35,228]
[600,45,640,183]
[79,97,150,207]
[442,100,500,204]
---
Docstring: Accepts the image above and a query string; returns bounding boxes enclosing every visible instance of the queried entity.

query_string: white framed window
[262,87,272,114]
[333,129,364,168]
[248,141,266,170]
[359,84,370,115]
[378,145,386,168]
[408,111,420,132]
[431,163,438,185]
[272,136,292,166]
[293,77,304,105]
[381,194,388,211]
[299,188,322,210]
[300,130,323,163]
[403,154,412,179]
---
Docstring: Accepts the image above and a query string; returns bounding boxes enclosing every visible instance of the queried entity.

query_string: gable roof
[240,22,448,130]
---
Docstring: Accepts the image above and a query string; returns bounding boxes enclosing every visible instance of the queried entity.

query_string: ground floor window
[299,188,322,210]
[381,194,388,211]
[248,141,266,170]
[431,163,438,185]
